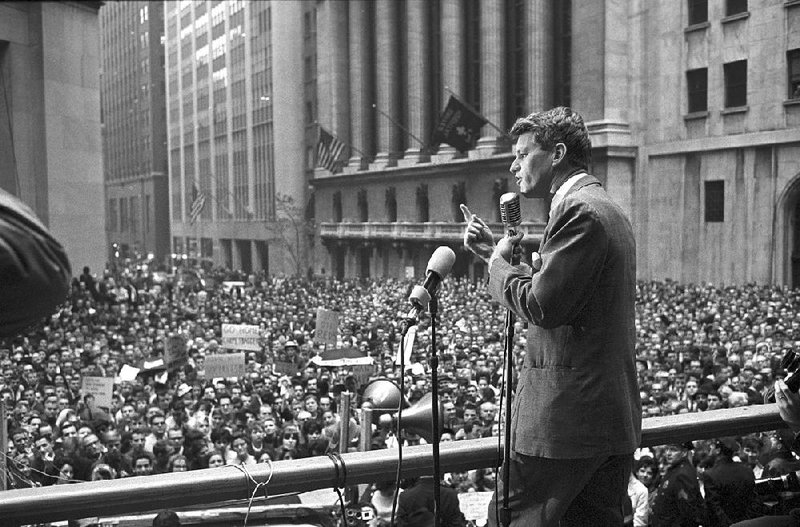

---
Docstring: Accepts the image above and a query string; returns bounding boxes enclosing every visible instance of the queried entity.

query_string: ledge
[785,0,800,8]
[784,98,800,107]
[721,11,750,23]
[684,21,710,33]
[721,105,749,115]
[684,111,709,121]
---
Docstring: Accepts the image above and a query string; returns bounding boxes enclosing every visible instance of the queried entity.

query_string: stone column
[437,0,465,160]
[526,0,554,114]
[346,0,373,171]
[317,0,350,142]
[476,0,505,154]
[401,0,431,164]
[371,0,402,168]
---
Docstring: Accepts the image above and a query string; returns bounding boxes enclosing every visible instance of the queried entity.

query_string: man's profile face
[510,132,557,199]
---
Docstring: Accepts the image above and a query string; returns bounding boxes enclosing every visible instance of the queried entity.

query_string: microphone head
[426,246,456,277]
[499,192,522,228]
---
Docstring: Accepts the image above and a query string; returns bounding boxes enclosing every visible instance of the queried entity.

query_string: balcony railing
[0,405,786,525]
[319,221,545,244]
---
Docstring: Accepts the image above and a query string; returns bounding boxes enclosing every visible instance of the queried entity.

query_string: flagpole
[443,86,509,138]
[371,104,429,153]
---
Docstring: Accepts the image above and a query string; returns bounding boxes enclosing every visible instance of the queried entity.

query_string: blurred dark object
[0,188,71,337]
[765,350,800,403]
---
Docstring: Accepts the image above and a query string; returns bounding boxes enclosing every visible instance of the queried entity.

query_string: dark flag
[316,126,346,173]
[430,95,488,153]
[189,183,206,224]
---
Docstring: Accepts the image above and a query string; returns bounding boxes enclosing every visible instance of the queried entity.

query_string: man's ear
[552,143,567,166]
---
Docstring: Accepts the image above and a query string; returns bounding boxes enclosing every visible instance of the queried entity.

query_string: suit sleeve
[0,189,71,337]
[489,200,607,328]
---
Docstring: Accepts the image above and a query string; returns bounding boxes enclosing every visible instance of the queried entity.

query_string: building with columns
[313,0,800,287]
[0,1,106,274]
[101,1,171,263]
[165,0,315,276]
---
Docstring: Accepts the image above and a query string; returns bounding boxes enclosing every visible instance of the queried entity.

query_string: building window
[705,181,724,223]
[725,0,747,16]
[463,0,481,113]
[553,0,572,107]
[688,0,708,25]
[687,68,708,113]
[357,189,368,222]
[385,187,397,222]
[332,191,342,222]
[788,49,800,100]
[108,198,118,232]
[416,184,429,223]
[451,182,466,222]
[724,60,747,108]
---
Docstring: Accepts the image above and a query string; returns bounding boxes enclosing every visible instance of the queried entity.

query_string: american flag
[316,126,346,173]
[189,184,206,224]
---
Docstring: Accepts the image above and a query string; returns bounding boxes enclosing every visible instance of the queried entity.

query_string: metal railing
[0,405,786,525]
[319,221,545,244]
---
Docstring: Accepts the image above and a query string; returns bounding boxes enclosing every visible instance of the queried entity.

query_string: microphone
[499,192,522,264]
[408,246,456,312]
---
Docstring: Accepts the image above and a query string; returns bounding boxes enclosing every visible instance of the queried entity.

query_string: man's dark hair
[152,509,181,527]
[509,106,592,170]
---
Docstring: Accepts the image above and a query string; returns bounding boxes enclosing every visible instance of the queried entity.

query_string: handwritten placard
[315,308,340,346]
[165,334,188,370]
[204,352,246,378]
[458,491,493,525]
[273,360,298,376]
[222,324,261,351]
[81,376,114,408]
[351,363,374,388]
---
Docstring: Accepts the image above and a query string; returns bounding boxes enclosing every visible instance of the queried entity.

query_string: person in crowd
[396,476,466,527]
[626,459,650,527]
[702,437,764,526]
[463,106,640,526]
[650,442,706,527]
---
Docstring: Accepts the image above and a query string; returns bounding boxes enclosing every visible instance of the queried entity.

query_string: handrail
[0,405,785,525]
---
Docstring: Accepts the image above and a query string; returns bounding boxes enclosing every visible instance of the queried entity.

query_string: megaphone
[361,378,405,422]
[392,392,444,444]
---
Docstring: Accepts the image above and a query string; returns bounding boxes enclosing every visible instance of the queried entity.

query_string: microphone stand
[428,295,441,527]
[500,242,520,527]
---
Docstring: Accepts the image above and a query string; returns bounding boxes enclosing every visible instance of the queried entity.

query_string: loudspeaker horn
[395,392,444,443]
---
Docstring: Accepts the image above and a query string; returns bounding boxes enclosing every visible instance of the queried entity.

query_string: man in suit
[462,106,641,526]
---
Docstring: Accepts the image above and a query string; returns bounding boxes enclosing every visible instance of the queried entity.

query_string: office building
[100,1,171,262]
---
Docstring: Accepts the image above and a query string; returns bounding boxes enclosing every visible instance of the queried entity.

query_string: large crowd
[3,260,800,525]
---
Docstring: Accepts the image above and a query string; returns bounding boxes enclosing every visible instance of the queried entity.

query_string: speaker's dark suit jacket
[489,174,641,458]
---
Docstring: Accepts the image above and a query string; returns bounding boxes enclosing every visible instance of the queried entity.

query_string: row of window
[688,0,747,26]
[687,50,800,114]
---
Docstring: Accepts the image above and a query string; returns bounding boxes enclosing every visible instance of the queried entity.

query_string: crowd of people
[2,260,800,525]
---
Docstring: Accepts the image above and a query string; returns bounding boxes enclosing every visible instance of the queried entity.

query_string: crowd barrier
[0,405,785,525]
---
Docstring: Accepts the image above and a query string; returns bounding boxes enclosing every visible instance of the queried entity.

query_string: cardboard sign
[118,364,140,382]
[222,324,262,351]
[204,352,246,378]
[395,325,417,365]
[165,334,188,370]
[351,364,373,388]
[81,376,114,408]
[458,491,493,524]
[315,308,340,346]
[273,360,298,376]
[405,266,415,279]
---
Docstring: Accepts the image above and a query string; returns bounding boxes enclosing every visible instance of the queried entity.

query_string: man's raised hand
[460,204,495,261]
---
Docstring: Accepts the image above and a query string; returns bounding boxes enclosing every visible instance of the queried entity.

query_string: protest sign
[273,360,298,376]
[118,364,140,382]
[458,491,493,525]
[351,364,373,388]
[204,352,246,378]
[81,376,114,408]
[165,334,188,370]
[222,324,261,351]
[310,355,373,367]
[315,308,340,346]
[395,325,417,365]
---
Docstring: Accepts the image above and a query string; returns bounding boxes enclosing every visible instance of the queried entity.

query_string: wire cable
[232,459,273,527]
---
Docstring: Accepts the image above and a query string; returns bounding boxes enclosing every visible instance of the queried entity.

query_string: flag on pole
[189,183,206,224]
[430,95,488,153]
[316,126,346,173]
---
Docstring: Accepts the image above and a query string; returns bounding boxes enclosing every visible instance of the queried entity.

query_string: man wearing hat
[650,441,705,527]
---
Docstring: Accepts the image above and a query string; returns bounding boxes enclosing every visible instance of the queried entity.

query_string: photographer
[732,380,800,526]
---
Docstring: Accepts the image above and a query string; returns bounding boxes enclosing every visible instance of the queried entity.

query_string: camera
[765,350,800,403]
[755,471,800,495]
